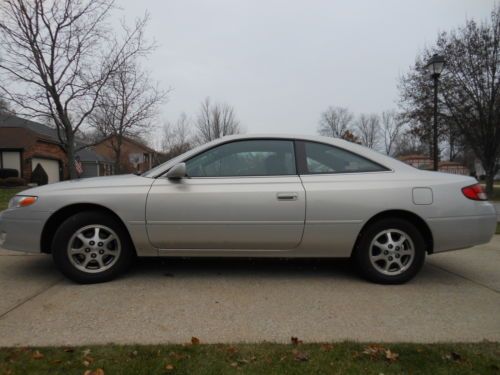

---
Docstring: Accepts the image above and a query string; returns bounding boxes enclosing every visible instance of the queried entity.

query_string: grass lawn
[0,342,499,375]
[0,187,25,211]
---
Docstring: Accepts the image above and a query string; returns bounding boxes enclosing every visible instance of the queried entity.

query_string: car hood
[21,174,155,196]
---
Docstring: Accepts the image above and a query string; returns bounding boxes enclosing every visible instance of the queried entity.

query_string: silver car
[0,134,496,284]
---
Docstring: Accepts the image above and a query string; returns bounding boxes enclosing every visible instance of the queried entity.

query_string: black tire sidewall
[354,218,426,284]
[52,211,134,284]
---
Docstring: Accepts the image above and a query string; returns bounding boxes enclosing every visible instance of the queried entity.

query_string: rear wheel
[51,211,134,284]
[353,219,426,284]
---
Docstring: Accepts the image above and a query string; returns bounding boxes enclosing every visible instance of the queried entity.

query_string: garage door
[32,158,60,184]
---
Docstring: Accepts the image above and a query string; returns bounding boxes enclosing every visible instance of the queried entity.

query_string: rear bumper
[428,213,497,253]
[0,209,49,253]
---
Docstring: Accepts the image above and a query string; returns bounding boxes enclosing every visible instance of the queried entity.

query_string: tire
[353,218,426,284]
[51,211,134,284]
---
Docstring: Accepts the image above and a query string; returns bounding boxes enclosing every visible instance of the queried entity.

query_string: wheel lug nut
[91,253,97,258]
[383,251,388,255]
[85,248,90,252]
[388,256,393,261]
[396,247,400,251]
[396,254,400,258]
[98,242,103,247]
[99,250,104,254]
[89,241,95,246]
[388,244,393,249]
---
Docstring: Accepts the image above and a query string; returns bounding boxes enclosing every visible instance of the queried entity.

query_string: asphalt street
[0,235,499,346]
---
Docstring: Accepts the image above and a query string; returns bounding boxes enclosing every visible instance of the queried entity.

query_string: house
[0,114,113,183]
[398,153,470,176]
[438,161,470,175]
[398,154,433,170]
[93,134,162,174]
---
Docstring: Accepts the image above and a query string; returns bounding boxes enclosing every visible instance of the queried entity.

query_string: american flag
[74,156,83,175]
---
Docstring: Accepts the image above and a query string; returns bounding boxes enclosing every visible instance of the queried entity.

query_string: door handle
[277,192,298,201]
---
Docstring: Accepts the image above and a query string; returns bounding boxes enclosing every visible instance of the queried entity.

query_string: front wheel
[51,211,134,284]
[353,219,426,284]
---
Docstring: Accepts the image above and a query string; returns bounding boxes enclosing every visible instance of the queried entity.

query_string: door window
[302,141,387,174]
[185,140,296,177]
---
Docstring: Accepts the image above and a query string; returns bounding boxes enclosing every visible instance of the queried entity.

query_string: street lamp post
[425,54,446,171]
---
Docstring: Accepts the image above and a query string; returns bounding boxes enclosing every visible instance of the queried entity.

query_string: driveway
[0,237,499,346]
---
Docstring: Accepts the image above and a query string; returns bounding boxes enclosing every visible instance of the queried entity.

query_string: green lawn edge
[1,342,499,375]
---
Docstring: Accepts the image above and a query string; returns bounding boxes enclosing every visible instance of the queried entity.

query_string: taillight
[461,184,487,201]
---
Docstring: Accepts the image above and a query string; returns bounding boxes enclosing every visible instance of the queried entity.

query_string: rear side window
[302,141,387,174]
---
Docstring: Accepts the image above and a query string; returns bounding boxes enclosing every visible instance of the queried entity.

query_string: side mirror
[165,163,187,179]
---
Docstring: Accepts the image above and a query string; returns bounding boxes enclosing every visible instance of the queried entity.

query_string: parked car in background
[0,134,496,284]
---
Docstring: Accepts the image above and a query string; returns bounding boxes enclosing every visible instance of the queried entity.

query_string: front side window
[185,140,296,177]
[303,142,387,174]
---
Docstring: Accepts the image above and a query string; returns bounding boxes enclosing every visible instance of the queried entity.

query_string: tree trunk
[485,166,496,198]
[114,137,123,174]
[66,134,77,180]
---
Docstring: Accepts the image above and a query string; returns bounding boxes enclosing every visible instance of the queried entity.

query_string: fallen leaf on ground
[226,346,238,354]
[83,369,104,375]
[384,349,399,362]
[83,355,94,366]
[230,362,238,368]
[292,349,309,362]
[291,336,302,345]
[32,351,44,360]
[362,345,381,358]
[165,364,174,371]
[191,336,200,345]
[63,348,74,353]
[320,343,334,352]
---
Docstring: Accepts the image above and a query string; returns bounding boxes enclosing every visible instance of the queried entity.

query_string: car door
[296,140,392,256]
[146,139,305,250]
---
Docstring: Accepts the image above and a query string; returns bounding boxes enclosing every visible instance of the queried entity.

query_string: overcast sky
[119,0,495,139]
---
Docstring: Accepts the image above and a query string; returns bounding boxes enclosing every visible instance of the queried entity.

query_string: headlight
[8,196,38,209]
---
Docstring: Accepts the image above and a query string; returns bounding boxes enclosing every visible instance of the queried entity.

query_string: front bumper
[0,209,50,253]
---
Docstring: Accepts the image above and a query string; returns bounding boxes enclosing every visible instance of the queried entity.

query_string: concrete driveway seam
[0,278,62,320]
[427,263,500,294]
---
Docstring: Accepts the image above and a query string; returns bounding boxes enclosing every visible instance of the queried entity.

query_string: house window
[0,151,22,176]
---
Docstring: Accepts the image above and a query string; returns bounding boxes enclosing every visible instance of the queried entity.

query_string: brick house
[438,161,470,175]
[0,114,112,183]
[93,134,163,174]
[398,153,470,175]
[398,154,433,170]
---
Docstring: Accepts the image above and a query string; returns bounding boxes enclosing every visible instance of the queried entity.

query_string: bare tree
[356,113,380,149]
[393,128,427,157]
[195,97,242,143]
[162,113,193,159]
[381,110,404,155]
[400,4,500,195]
[0,98,10,113]
[0,0,151,178]
[89,60,167,173]
[318,106,354,139]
